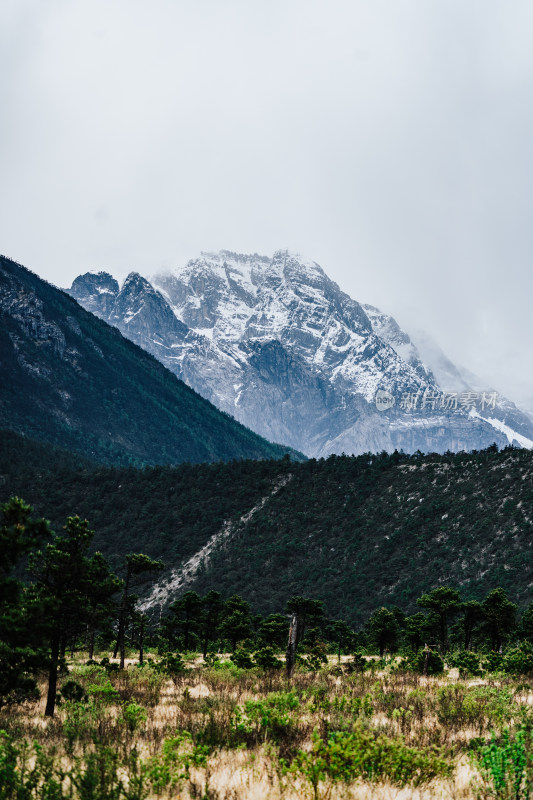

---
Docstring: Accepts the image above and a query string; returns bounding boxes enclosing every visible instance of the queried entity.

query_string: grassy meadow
[2,651,533,799]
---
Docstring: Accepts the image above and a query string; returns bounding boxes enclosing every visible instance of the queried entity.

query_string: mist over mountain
[69,250,533,457]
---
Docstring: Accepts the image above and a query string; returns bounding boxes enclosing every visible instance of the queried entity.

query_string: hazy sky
[1,0,533,404]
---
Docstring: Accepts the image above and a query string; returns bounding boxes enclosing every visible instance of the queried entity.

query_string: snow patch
[470,410,533,449]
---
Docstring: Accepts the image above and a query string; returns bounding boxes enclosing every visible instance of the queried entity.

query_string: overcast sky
[1,0,533,405]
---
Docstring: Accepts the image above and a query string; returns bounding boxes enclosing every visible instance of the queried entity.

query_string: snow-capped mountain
[68,250,533,456]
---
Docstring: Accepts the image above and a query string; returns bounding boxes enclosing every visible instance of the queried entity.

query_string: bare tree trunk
[45,632,60,717]
[139,616,145,665]
[88,626,95,661]
[285,613,299,681]
[422,643,430,676]
[118,569,131,669]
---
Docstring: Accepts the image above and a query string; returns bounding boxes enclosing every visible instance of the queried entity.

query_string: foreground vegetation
[2,474,533,797]
[3,651,533,799]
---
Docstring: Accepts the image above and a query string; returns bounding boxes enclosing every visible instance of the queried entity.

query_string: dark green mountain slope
[0,429,290,576]
[0,256,300,465]
[1,431,532,625]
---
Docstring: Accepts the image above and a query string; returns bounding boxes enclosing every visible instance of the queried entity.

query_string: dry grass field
[1,653,533,799]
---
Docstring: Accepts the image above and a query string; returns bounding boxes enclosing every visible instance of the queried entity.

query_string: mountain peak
[2,253,297,466]
[69,250,533,456]
[69,271,119,315]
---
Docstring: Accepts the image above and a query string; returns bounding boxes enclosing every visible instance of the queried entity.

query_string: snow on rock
[68,251,533,457]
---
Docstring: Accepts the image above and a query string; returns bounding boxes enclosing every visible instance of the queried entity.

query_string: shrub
[71,742,123,800]
[484,652,504,673]
[99,657,119,674]
[0,731,67,799]
[120,702,148,735]
[154,653,184,677]
[504,644,533,676]
[473,727,533,799]
[233,692,300,744]
[253,646,283,670]
[60,679,88,703]
[451,651,482,678]
[402,649,444,675]
[0,676,39,708]
[87,681,120,706]
[436,685,514,735]
[347,652,367,673]
[288,726,451,798]
[230,647,255,669]
[116,666,164,707]
[146,731,209,796]
[62,701,101,752]
[298,643,328,672]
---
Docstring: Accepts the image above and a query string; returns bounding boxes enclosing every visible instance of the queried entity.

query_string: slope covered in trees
[0,255,300,466]
[1,431,532,626]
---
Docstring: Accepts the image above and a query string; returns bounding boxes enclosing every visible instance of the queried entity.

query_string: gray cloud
[1,0,532,404]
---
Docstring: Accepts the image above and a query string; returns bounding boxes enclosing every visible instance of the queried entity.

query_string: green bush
[328,693,373,719]
[0,730,152,800]
[230,647,255,669]
[146,731,209,796]
[288,726,451,798]
[504,644,533,676]
[401,649,444,675]
[62,701,102,752]
[484,652,504,673]
[71,743,123,800]
[120,703,147,735]
[253,646,283,670]
[155,653,185,684]
[347,652,367,673]
[87,681,120,706]
[451,651,482,678]
[233,692,300,744]
[99,658,119,675]
[202,653,221,667]
[0,731,67,799]
[59,680,88,704]
[473,727,533,799]
[436,685,514,735]
[298,643,328,672]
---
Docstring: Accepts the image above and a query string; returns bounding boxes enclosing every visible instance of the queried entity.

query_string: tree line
[2,497,533,717]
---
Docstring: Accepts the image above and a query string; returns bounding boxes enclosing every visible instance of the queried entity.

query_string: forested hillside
[0,256,299,465]
[1,430,532,625]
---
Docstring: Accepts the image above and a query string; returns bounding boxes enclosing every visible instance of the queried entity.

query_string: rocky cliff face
[68,250,533,456]
[0,254,296,466]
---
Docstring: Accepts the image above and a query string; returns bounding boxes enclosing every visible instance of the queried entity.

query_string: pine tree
[0,498,50,706]
[30,516,97,716]
[481,588,517,651]
[285,596,325,645]
[366,607,399,657]
[86,552,122,660]
[462,600,484,651]
[161,591,203,652]
[116,554,164,669]
[417,587,462,653]
[220,595,253,651]
[200,591,224,658]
